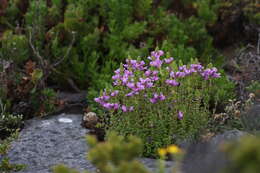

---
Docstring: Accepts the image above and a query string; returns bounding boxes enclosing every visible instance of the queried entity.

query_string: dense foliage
[1,0,251,117]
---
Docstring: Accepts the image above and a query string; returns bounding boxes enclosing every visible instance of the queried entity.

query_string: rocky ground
[1,110,255,173]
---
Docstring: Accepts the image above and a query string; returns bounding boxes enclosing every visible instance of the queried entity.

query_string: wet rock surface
[5,114,95,173]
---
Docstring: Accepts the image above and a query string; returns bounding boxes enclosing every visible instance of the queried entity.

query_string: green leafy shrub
[0,31,29,65]
[94,50,223,157]
[222,135,260,173]
[29,87,58,116]
[0,99,23,140]
[246,81,260,98]
[0,130,25,173]
[1,0,224,88]
[53,132,150,173]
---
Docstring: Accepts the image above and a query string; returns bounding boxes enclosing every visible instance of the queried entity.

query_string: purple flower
[113,81,120,86]
[121,75,129,84]
[165,79,180,86]
[184,68,192,75]
[200,68,220,80]
[153,93,159,98]
[129,106,134,112]
[146,82,153,88]
[178,111,183,120]
[159,93,166,101]
[102,95,110,101]
[212,72,221,78]
[175,71,186,78]
[139,60,145,66]
[124,70,133,76]
[149,92,165,103]
[190,64,203,72]
[111,90,119,97]
[179,65,186,71]
[112,74,120,80]
[139,78,146,84]
[114,68,121,74]
[152,70,158,76]
[150,59,163,68]
[151,76,159,81]
[145,70,152,76]
[94,97,102,104]
[125,91,135,97]
[170,71,175,78]
[126,82,135,89]
[125,59,146,71]
[151,50,164,59]
[103,103,114,110]
[164,57,174,64]
[113,103,120,110]
[130,59,137,64]
[136,82,145,90]
[122,105,127,112]
[150,98,157,104]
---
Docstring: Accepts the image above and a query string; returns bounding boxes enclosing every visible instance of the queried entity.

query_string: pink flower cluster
[165,64,220,87]
[95,50,221,116]
[150,93,166,103]
[94,90,134,112]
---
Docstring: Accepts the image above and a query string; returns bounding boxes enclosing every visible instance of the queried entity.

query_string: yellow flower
[158,148,167,157]
[167,145,182,154]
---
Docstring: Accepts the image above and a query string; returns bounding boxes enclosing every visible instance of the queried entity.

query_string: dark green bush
[0,0,225,89]
[0,31,29,65]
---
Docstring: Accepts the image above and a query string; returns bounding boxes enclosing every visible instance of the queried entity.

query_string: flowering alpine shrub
[95,50,221,157]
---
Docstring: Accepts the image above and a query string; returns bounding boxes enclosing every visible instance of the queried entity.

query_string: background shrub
[0,0,233,102]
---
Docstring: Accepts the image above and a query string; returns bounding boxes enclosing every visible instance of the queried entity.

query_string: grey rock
[5,114,96,173]
[242,104,260,131]
[57,91,86,105]
[182,130,249,173]
[48,91,87,115]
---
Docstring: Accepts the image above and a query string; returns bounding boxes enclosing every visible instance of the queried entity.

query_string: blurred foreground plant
[158,144,184,173]
[53,131,150,173]
[222,135,260,173]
